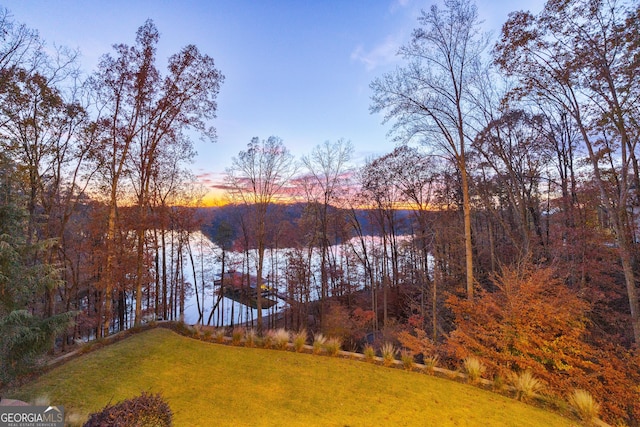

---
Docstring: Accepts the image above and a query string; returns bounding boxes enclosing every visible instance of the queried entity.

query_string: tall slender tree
[370,0,489,300]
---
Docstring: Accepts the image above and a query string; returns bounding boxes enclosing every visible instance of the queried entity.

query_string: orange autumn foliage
[446,265,640,424]
[398,315,436,359]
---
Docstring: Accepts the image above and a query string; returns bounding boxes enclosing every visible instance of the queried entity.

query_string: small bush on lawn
[324,337,342,356]
[569,389,600,424]
[363,344,376,362]
[292,329,307,352]
[463,356,486,384]
[381,342,397,367]
[509,370,545,402]
[313,333,327,355]
[83,392,172,427]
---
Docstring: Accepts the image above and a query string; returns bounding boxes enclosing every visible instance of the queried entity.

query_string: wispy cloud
[195,171,225,189]
[350,34,402,71]
[390,0,411,13]
[351,0,419,71]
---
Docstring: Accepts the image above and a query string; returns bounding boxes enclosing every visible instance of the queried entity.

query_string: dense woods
[1,0,639,424]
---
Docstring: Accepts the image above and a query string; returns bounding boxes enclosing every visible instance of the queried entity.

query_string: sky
[3,0,545,205]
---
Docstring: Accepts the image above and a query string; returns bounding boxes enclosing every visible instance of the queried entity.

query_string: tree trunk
[460,155,474,301]
[103,200,117,337]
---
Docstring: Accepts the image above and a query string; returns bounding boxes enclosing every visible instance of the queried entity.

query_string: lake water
[175,231,415,327]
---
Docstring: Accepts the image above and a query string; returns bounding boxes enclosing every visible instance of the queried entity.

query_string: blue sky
[3,0,544,204]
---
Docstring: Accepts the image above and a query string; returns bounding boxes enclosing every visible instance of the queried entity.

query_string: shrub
[324,337,342,356]
[0,310,74,383]
[397,319,434,360]
[569,389,600,424]
[463,356,486,384]
[363,344,376,362]
[313,333,327,355]
[272,328,291,350]
[447,265,640,423]
[292,329,307,352]
[381,342,397,367]
[510,370,545,402]
[400,350,414,371]
[83,392,172,427]
[321,302,352,340]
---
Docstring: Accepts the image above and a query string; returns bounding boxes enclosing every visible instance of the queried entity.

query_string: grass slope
[11,328,575,426]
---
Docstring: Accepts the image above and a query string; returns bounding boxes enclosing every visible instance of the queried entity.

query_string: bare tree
[370,0,489,300]
[0,7,44,73]
[300,139,353,318]
[225,136,296,333]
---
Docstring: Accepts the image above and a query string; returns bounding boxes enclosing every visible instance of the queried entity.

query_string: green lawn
[10,328,576,426]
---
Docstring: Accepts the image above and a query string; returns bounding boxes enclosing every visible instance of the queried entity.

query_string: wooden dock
[215,271,280,309]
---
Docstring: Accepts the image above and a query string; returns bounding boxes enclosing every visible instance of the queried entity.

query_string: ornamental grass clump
[272,328,291,350]
[193,327,203,340]
[363,344,376,362]
[244,329,257,347]
[292,329,307,352]
[200,328,213,341]
[463,356,486,384]
[231,327,244,346]
[313,333,326,355]
[423,355,439,375]
[509,370,545,402]
[568,389,600,424]
[400,350,414,371]
[214,328,227,344]
[381,342,397,367]
[262,330,275,349]
[324,337,342,356]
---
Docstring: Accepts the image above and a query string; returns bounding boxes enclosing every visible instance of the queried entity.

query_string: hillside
[197,203,418,249]
[9,328,577,426]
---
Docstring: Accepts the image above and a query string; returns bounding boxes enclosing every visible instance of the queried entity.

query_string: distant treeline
[198,203,418,249]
